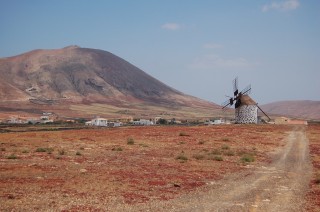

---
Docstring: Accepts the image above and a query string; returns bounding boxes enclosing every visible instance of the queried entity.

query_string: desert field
[306,124,320,211]
[0,124,317,211]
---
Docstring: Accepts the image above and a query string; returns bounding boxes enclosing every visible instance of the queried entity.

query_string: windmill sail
[233,77,238,96]
[241,84,251,95]
[256,105,271,122]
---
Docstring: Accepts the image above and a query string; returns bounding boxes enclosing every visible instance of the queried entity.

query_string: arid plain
[1,124,319,211]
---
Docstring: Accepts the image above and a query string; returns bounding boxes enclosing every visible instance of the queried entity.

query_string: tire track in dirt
[131,126,312,211]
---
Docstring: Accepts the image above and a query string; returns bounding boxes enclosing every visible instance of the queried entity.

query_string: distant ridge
[261,100,320,120]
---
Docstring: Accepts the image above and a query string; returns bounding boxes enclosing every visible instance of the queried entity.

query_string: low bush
[214,156,223,161]
[224,150,235,156]
[179,132,188,136]
[35,148,46,152]
[127,138,135,145]
[198,140,205,145]
[112,147,123,151]
[221,144,230,150]
[315,173,320,184]
[193,154,205,160]
[209,149,221,155]
[76,151,82,156]
[7,154,18,159]
[35,147,54,154]
[176,154,188,161]
[58,149,65,155]
[241,154,255,163]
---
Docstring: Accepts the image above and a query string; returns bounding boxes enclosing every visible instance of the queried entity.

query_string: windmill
[221,77,270,124]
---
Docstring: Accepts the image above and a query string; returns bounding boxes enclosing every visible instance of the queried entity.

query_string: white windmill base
[235,105,258,124]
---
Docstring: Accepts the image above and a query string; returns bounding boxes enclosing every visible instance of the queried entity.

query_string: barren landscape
[2,124,319,211]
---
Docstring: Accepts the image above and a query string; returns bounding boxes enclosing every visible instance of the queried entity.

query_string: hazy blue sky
[0,0,319,104]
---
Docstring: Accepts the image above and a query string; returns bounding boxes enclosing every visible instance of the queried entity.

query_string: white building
[132,119,154,126]
[86,118,108,126]
[107,121,123,127]
[213,119,225,125]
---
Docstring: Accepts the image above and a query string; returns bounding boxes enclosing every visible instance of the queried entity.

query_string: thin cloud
[161,23,181,31]
[203,43,223,49]
[262,0,300,12]
[189,54,254,70]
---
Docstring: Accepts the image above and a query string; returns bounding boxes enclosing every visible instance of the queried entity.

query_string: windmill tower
[222,77,270,124]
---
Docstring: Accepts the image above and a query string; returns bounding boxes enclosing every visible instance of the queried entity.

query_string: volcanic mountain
[0,46,220,119]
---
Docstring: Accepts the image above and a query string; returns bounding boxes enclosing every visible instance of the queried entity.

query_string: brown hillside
[0,46,221,119]
[261,100,320,120]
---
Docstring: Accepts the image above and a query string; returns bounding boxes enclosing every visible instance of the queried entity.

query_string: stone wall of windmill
[235,105,258,124]
[235,95,258,124]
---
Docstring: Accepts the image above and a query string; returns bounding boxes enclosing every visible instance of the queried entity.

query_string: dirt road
[130,126,312,211]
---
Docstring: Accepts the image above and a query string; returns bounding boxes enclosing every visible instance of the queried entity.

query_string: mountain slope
[0,46,220,118]
[261,100,320,120]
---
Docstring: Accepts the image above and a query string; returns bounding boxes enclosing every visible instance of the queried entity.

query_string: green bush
[58,149,65,155]
[112,147,123,151]
[7,154,18,159]
[209,149,221,155]
[176,154,188,161]
[198,140,205,145]
[179,132,188,136]
[193,154,205,160]
[224,150,235,156]
[241,154,255,163]
[35,147,54,153]
[35,148,47,152]
[221,144,230,150]
[316,174,320,184]
[213,156,223,161]
[158,118,168,125]
[127,138,134,145]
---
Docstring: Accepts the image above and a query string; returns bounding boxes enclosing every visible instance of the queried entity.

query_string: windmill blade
[221,99,231,109]
[241,84,251,95]
[233,77,238,96]
[257,104,271,122]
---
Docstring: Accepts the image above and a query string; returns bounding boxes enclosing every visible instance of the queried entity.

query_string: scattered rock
[7,194,15,199]
[173,183,181,188]
[80,169,87,173]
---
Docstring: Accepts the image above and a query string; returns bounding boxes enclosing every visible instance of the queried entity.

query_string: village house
[132,119,154,126]
[107,121,123,127]
[85,117,108,126]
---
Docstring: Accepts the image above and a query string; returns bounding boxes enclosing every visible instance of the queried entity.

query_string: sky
[0,0,319,105]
